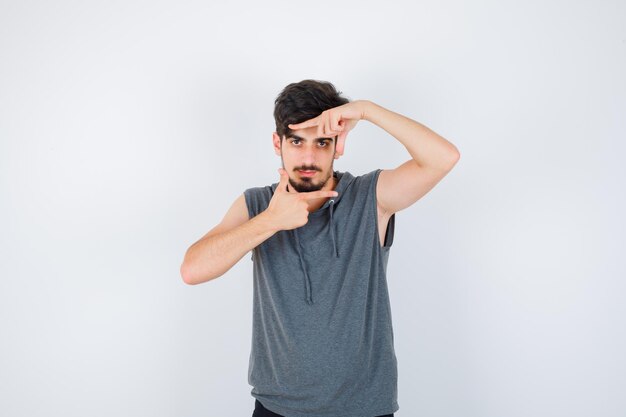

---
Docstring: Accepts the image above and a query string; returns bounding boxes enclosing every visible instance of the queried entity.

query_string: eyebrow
[287,134,335,142]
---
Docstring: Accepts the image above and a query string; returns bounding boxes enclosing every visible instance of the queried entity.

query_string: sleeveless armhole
[243,189,257,219]
[243,188,256,261]
[372,169,396,249]
[384,213,395,248]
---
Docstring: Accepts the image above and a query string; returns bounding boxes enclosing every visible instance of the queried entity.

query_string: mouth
[298,170,317,177]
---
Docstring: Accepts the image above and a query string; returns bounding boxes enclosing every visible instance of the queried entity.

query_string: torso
[309,175,391,247]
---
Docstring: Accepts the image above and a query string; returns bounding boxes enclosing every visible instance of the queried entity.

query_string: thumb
[336,131,347,156]
[277,168,291,193]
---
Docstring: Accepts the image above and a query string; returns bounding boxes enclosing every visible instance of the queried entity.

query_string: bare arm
[362,101,460,215]
[287,100,460,216]
[180,169,339,285]
[180,194,277,285]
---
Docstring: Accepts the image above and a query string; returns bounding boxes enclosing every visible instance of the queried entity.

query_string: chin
[291,181,323,193]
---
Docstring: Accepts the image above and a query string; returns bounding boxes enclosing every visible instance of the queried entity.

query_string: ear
[272,132,282,156]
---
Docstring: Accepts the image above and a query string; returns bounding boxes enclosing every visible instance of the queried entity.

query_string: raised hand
[264,168,338,231]
[287,100,368,159]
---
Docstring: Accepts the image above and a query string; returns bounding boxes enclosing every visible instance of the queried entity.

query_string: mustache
[295,166,320,171]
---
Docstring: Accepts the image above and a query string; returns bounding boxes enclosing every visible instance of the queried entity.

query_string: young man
[180,80,460,417]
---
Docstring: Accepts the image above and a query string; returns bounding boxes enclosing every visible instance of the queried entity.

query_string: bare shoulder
[376,159,457,215]
[196,193,250,241]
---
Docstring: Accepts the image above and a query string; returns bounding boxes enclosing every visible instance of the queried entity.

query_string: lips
[298,170,317,177]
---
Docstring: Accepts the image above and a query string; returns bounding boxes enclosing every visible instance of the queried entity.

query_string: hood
[270,170,355,305]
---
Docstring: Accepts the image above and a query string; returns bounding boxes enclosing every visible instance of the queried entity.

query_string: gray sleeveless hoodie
[244,168,399,417]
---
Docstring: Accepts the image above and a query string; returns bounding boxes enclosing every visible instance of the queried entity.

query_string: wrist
[359,99,376,122]
[258,210,281,234]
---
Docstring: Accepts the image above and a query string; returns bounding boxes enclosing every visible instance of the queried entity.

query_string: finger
[324,113,344,138]
[301,190,339,200]
[280,169,299,193]
[277,168,290,192]
[332,115,343,132]
[336,131,347,156]
[288,117,318,131]
[324,114,331,137]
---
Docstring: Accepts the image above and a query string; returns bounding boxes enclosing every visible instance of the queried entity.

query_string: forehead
[286,126,335,141]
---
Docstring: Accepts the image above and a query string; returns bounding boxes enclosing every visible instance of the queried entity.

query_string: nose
[299,143,318,165]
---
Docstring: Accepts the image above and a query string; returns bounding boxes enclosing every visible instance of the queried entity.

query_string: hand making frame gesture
[265,168,339,231]
[287,100,368,158]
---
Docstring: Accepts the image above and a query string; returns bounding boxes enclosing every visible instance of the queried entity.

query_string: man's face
[272,126,338,192]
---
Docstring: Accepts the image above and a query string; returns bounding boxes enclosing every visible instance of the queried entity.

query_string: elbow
[453,144,461,159]
[448,143,460,160]
[180,259,222,285]
[180,252,202,285]
[444,146,460,169]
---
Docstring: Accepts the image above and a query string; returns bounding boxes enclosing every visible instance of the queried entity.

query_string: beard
[281,157,335,193]
[289,168,333,192]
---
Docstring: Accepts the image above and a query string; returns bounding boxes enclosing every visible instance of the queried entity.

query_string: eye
[291,139,301,145]
[318,141,329,147]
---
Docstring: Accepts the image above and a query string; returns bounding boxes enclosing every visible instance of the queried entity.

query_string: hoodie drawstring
[292,227,313,305]
[293,198,339,305]
[328,199,338,258]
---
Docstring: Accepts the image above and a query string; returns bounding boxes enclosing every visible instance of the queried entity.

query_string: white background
[1,1,624,416]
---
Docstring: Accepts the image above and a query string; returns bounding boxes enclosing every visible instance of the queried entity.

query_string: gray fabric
[243,168,399,417]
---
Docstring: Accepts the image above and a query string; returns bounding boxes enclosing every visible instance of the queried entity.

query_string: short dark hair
[273,79,350,141]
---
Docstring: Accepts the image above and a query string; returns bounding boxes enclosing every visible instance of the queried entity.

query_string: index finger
[300,190,339,200]
[288,116,319,131]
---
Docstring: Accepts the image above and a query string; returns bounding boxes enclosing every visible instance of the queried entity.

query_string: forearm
[181,211,277,285]
[362,100,459,169]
